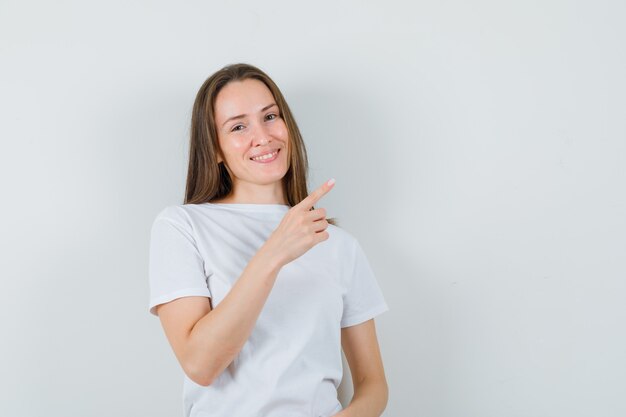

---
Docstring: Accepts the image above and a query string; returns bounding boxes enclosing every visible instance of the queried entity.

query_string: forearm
[335,378,388,417]
[185,244,283,384]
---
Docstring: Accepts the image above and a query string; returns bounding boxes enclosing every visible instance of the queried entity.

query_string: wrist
[257,241,284,272]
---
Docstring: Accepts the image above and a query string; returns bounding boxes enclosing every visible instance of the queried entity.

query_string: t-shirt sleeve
[148,207,212,316]
[340,238,390,328]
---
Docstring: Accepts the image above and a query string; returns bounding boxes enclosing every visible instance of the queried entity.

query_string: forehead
[214,79,275,121]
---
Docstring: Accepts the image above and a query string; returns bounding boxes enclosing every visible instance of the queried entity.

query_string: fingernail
[327,178,335,186]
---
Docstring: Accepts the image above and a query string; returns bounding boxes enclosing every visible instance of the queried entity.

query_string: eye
[231,124,244,132]
[265,113,278,121]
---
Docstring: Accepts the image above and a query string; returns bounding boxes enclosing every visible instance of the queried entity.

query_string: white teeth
[251,150,278,161]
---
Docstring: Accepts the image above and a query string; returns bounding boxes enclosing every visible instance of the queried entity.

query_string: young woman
[148,63,389,417]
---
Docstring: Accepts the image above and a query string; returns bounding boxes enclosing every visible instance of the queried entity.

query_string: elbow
[183,363,216,387]
[374,377,390,415]
[375,376,389,408]
[190,374,213,387]
[377,377,389,411]
[181,344,240,387]
[180,344,218,387]
[186,368,214,387]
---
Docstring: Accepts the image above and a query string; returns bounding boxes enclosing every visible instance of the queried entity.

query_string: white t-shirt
[148,202,389,417]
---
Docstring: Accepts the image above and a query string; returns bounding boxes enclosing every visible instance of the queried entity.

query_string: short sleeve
[148,208,212,316]
[340,239,390,328]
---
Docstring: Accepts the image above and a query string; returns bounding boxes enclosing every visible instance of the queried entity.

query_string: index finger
[296,178,335,210]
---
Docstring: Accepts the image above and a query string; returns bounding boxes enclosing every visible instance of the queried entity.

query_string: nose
[251,123,271,147]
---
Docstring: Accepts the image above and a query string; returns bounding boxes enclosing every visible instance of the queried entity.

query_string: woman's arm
[157,245,283,386]
[334,319,388,417]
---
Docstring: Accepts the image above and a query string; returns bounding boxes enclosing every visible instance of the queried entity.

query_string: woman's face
[213,78,290,197]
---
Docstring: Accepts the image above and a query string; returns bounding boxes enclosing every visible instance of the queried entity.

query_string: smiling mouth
[250,149,280,162]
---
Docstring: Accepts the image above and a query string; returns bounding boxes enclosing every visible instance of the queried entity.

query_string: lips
[250,148,280,161]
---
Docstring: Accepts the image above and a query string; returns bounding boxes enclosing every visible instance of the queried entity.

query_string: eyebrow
[221,103,278,128]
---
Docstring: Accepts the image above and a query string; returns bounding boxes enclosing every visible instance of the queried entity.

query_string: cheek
[231,141,248,151]
[218,141,245,163]
[221,136,248,153]
[271,121,289,140]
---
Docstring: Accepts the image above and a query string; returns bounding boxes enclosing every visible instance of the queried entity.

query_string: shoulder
[153,204,188,224]
[327,222,353,239]
[151,203,239,236]
[151,204,204,233]
[327,223,359,253]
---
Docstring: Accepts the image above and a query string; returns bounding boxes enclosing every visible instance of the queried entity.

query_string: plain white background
[1,1,625,416]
